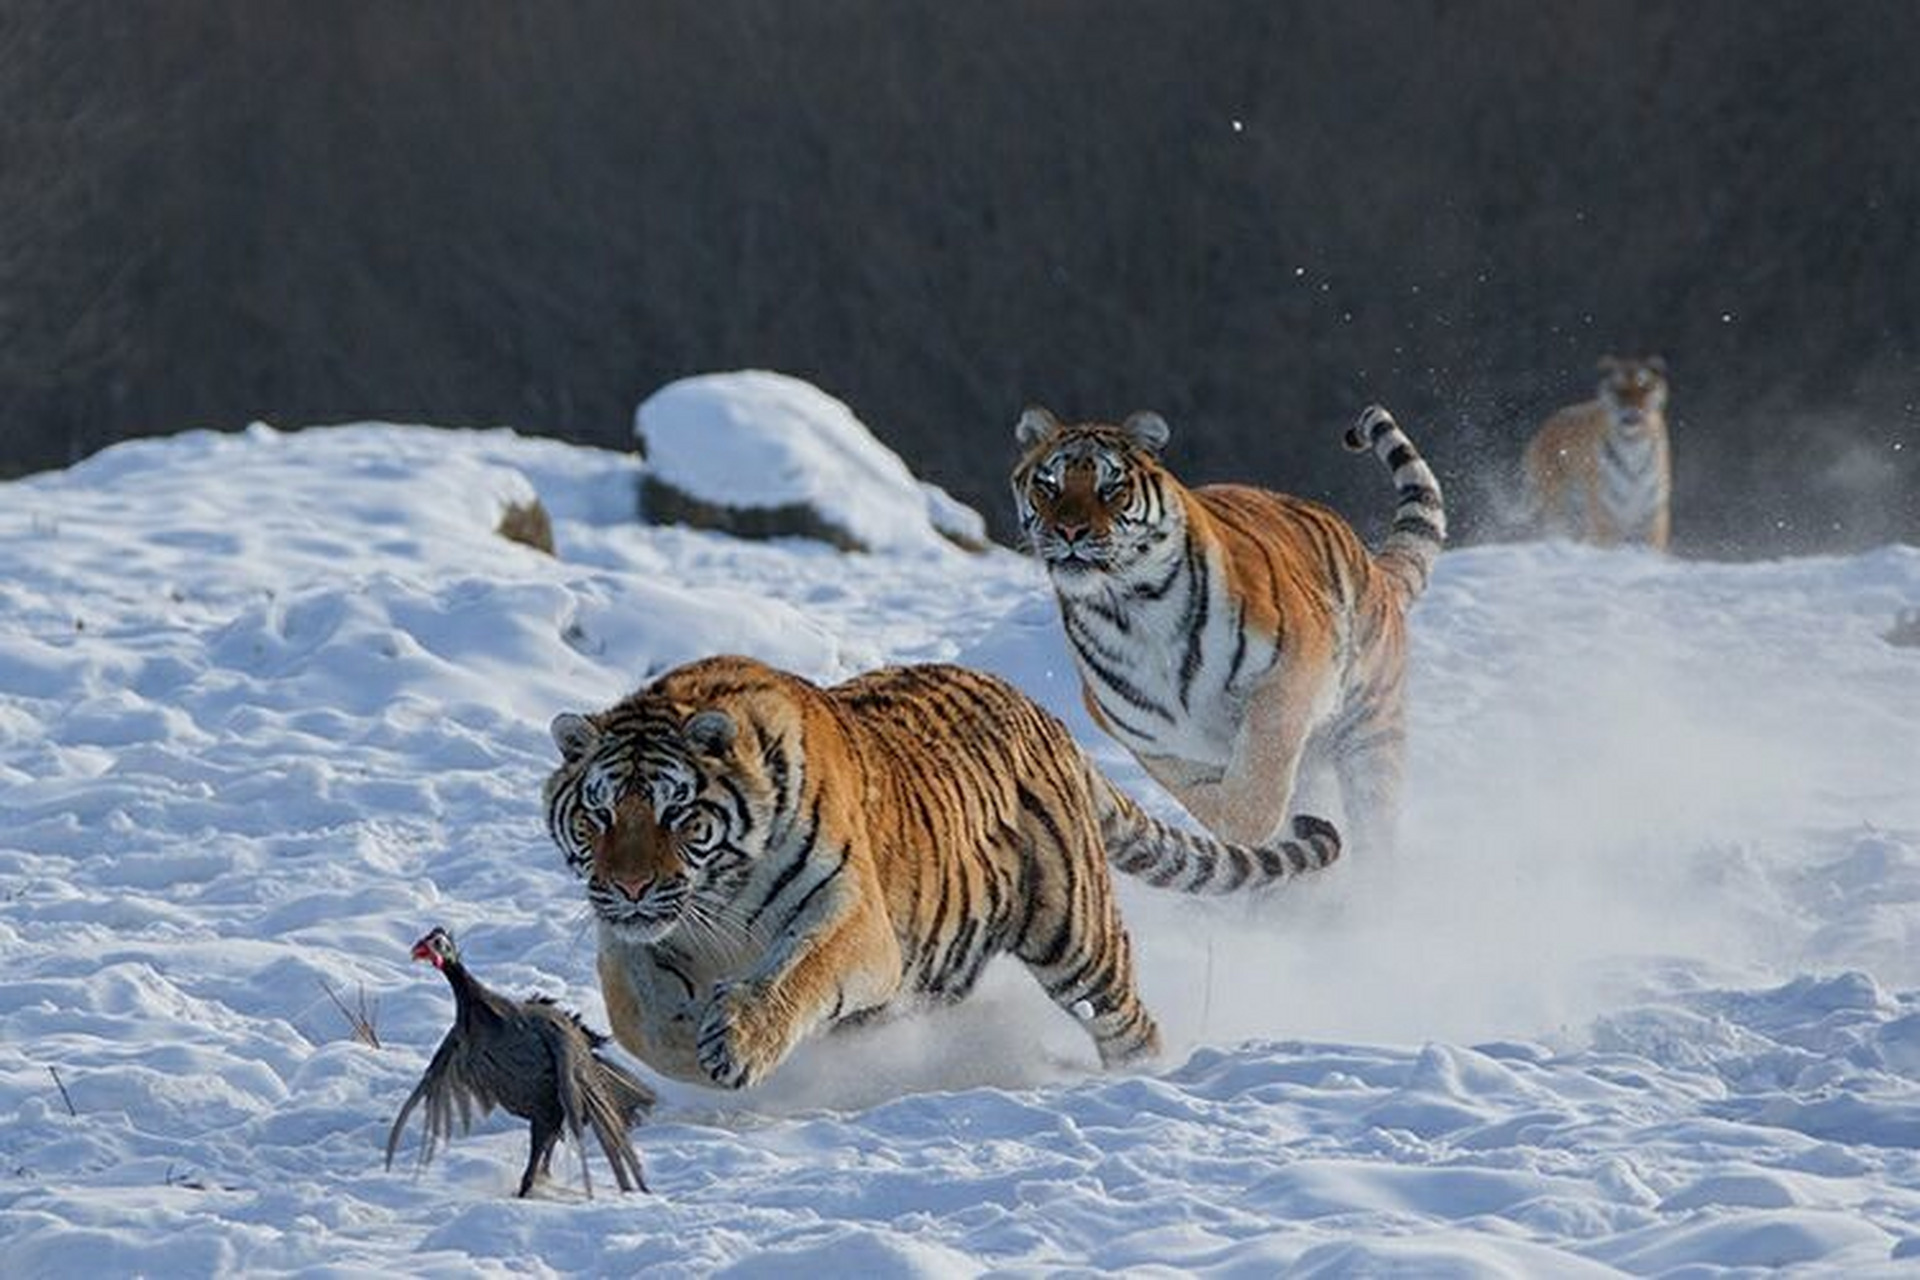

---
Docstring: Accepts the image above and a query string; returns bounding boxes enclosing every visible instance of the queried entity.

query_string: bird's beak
[411,942,438,967]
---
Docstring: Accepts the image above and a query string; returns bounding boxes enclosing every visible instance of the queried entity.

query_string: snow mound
[634,370,986,553]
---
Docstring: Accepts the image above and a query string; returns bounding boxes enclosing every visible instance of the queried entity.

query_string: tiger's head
[1010,405,1182,582]
[543,676,782,945]
[1597,355,1669,429]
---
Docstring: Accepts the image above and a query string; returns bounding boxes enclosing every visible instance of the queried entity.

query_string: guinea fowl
[384,926,655,1197]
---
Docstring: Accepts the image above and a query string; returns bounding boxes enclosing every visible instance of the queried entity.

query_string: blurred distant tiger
[1524,355,1672,551]
[544,655,1341,1089]
[1011,403,1446,860]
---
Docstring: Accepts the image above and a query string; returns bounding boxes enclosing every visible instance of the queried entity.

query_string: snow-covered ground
[2,421,1917,1276]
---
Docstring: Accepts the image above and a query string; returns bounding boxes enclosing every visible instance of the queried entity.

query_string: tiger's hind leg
[1332,722,1406,863]
[1010,807,1161,1068]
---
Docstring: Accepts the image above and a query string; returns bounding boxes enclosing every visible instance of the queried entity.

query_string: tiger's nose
[1056,521,1091,542]
[610,874,653,901]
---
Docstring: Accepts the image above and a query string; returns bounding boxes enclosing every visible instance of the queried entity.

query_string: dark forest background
[4,1,1916,555]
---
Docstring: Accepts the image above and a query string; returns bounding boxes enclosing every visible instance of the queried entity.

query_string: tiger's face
[1598,356,1669,429]
[543,702,770,944]
[1011,406,1179,580]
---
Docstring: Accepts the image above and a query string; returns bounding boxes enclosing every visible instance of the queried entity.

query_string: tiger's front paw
[695,979,789,1090]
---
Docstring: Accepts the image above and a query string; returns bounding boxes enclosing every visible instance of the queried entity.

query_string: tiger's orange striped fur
[544,655,1340,1089]
[1012,404,1445,858]
[1524,356,1672,551]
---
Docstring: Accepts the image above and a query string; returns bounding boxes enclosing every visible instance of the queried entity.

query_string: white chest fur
[1600,416,1668,533]
[1050,536,1279,777]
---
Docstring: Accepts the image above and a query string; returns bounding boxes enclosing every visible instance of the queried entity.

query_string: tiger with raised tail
[544,655,1340,1089]
[1012,403,1446,859]
[1523,355,1672,551]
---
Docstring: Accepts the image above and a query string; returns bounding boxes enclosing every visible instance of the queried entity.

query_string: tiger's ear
[1645,354,1667,376]
[683,709,737,758]
[1121,411,1170,453]
[1597,355,1623,376]
[550,712,599,763]
[1015,405,1060,449]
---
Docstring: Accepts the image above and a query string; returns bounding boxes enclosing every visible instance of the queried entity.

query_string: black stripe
[656,956,698,1001]
[1178,833,1216,890]
[1145,850,1184,887]
[1079,593,1132,634]
[1033,911,1077,969]
[1072,642,1178,724]
[1225,604,1250,686]
[1010,834,1042,950]
[762,731,790,814]
[1018,784,1081,969]
[1217,844,1251,891]
[1386,442,1417,471]
[979,855,1007,946]
[715,773,750,820]
[1176,534,1210,709]
[1393,513,1445,540]
[1132,555,1184,601]
[950,926,998,996]
[917,846,959,983]
[931,915,981,992]
[1062,603,1133,665]
[774,846,847,937]
[741,795,820,927]
[1046,947,1099,997]
[1017,783,1070,858]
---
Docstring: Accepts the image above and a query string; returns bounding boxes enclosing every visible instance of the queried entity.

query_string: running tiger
[1012,403,1446,858]
[1523,355,1672,551]
[544,655,1341,1089]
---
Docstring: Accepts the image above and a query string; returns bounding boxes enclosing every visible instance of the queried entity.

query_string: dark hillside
[4,1,1915,553]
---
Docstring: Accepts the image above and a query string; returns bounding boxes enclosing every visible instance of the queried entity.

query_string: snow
[4,421,1920,1275]
[635,370,983,552]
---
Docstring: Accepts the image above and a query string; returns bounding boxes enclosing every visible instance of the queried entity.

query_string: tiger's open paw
[695,979,788,1090]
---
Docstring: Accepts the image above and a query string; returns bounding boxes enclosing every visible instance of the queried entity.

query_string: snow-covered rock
[634,369,987,553]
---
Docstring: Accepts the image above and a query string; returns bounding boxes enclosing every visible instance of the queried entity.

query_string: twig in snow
[48,1066,75,1116]
[319,979,382,1049]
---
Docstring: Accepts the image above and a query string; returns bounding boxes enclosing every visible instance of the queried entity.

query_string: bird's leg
[519,1115,561,1198]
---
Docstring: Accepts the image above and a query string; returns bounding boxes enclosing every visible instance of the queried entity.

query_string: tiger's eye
[678,811,723,860]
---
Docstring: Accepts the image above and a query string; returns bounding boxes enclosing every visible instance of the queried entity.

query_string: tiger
[543,654,1342,1090]
[1522,355,1672,551]
[1011,403,1446,860]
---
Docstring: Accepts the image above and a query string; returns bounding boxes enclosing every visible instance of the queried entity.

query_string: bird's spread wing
[535,1012,650,1195]
[385,1031,496,1172]
[594,1049,658,1125]
[579,1062,650,1194]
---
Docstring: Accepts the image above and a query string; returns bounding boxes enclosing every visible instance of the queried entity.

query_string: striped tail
[1091,772,1342,893]
[1344,404,1447,599]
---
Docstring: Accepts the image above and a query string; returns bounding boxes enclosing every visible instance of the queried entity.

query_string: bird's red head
[410,926,458,970]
